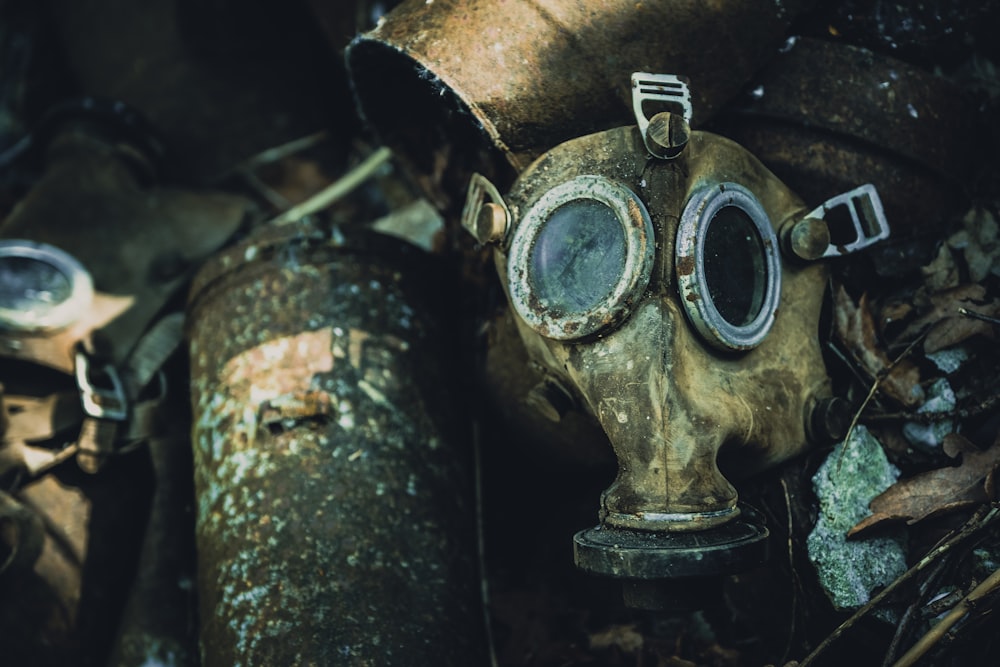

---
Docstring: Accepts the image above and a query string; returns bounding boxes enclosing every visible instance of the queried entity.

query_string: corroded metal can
[187,222,484,665]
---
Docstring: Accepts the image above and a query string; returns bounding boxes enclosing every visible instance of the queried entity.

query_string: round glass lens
[703,206,767,326]
[0,256,74,316]
[528,199,627,315]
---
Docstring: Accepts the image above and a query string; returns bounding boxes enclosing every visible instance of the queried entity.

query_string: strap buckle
[805,184,891,258]
[74,350,128,421]
[461,173,511,246]
[631,72,692,159]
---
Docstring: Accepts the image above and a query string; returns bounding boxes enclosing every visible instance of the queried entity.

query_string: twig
[0,134,32,168]
[861,394,1000,425]
[228,131,332,209]
[780,477,800,665]
[472,421,500,667]
[836,333,926,474]
[959,307,1000,326]
[881,554,952,666]
[891,565,1000,667]
[268,146,393,226]
[240,130,329,169]
[799,505,1000,667]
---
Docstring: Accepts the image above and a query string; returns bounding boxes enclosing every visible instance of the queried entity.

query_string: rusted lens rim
[675,183,780,351]
[507,175,654,340]
[0,240,94,332]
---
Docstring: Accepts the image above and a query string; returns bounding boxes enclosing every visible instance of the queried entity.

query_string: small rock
[807,425,907,610]
[902,378,956,453]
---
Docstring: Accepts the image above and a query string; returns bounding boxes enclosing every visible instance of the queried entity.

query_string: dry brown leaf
[834,286,924,408]
[848,433,1000,537]
[878,299,915,336]
[920,243,961,293]
[897,284,1000,353]
[948,206,1000,283]
[589,623,644,653]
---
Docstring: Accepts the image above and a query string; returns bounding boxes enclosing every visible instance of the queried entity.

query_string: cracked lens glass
[529,199,626,314]
[703,206,766,326]
[0,256,73,315]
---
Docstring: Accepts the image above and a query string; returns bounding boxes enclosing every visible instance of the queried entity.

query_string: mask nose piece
[565,302,771,610]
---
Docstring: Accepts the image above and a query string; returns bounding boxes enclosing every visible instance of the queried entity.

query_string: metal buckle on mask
[675,183,781,351]
[631,72,692,160]
[460,173,511,246]
[0,240,94,333]
[805,184,890,258]
[506,175,654,340]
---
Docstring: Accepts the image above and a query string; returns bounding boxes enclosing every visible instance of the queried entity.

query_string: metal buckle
[805,184,891,258]
[74,350,128,421]
[460,173,511,246]
[631,72,693,157]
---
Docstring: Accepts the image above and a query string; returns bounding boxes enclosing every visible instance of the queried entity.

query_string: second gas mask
[463,74,890,598]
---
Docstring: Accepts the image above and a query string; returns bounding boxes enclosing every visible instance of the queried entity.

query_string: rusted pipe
[714,37,979,234]
[346,0,815,208]
[187,222,485,665]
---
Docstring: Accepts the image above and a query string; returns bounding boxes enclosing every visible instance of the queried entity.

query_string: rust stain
[220,328,335,407]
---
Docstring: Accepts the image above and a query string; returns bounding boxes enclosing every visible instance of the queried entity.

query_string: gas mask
[463,74,890,605]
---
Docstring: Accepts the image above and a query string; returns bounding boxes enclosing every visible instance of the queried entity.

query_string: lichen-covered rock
[807,425,907,610]
[902,378,957,452]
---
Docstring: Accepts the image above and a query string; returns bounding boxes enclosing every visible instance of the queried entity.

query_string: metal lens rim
[507,175,654,341]
[0,240,94,333]
[675,183,780,351]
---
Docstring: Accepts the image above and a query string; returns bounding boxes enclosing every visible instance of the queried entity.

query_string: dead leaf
[658,657,698,667]
[834,286,924,408]
[920,243,961,293]
[589,623,644,654]
[878,298,915,337]
[896,284,1000,353]
[847,433,1000,537]
[948,206,1000,283]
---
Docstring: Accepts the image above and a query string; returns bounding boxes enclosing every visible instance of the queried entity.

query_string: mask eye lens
[507,175,654,340]
[703,206,767,327]
[529,199,627,315]
[676,184,780,351]
[0,256,74,312]
[0,241,94,332]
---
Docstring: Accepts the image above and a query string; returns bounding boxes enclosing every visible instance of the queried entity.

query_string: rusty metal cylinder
[346,0,815,206]
[715,37,979,233]
[187,222,485,665]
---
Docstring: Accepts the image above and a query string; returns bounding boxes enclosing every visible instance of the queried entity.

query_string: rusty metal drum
[187,222,485,665]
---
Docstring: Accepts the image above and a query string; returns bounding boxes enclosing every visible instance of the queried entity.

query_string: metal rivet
[476,202,508,245]
[782,217,831,261]
[645,111,689,160]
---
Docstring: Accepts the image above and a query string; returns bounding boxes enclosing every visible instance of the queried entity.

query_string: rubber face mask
[462,75,889,534]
